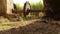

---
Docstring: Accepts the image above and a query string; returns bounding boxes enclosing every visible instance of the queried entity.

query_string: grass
[0,12,44,31]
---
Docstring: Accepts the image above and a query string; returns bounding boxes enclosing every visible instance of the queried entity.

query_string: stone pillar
[7,0,14,14]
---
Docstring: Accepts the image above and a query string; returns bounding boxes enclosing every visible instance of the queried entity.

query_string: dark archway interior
[43,0,60,20]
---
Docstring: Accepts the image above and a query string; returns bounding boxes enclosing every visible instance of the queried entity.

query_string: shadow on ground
[0,18,60,34]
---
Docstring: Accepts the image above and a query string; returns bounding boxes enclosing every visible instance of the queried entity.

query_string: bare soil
[0,17,60,34]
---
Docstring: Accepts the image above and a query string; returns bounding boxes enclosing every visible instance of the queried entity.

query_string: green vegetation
[31,2,44,10]
[16,3,23,10]
[15,2,44,10]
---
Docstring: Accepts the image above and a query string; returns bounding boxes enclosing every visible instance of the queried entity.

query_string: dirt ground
[0,17,60,34]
